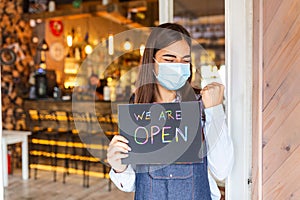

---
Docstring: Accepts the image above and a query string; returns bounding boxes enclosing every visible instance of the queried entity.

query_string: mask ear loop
[152,57,159,77]
[153,69,159,77]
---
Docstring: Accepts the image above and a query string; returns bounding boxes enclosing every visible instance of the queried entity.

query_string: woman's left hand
[200,82,225,108]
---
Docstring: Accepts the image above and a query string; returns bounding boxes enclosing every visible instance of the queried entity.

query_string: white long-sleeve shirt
[109,104,234,200]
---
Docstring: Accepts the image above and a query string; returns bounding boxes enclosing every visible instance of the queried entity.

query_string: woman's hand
[201,82,225,108]
[107,135,131,173]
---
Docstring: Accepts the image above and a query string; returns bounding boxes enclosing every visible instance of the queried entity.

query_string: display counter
[24,98,118,114]
[23,98,124,187]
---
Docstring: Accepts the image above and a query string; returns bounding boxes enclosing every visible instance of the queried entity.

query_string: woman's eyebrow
[162,54,191,58]
[162,54,176,58]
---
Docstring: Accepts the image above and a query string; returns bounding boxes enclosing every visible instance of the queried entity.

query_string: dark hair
[134,23,195,103]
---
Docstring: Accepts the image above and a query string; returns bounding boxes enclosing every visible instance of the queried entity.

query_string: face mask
[153,58,191,90]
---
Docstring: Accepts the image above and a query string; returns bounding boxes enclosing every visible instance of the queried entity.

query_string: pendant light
[67,33,73,47]
[37,39,49,51]
[37,39,49,63]
[84,19,93,55]
[123,38,133,52]
[84,31,93,55]
[84,44,93,55]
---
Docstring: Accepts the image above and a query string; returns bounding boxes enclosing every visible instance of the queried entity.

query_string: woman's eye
[161,57,190,63]
[163,59,174,62]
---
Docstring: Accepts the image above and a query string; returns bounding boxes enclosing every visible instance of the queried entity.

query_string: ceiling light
[123,38,133,51]
[84,44,93,54]
[108,34,114,55]
[67,34,73,47]
[139,43,145,56]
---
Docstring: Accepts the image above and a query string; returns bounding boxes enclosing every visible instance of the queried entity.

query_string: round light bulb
[84,44,93,54]
[29,19,36,27]
[32,37,39,43]
[123,39,132,51]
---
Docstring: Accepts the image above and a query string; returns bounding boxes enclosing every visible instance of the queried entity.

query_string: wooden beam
[95,11,144,29]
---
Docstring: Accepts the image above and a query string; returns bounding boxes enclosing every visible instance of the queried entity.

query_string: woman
[107,23,234,200]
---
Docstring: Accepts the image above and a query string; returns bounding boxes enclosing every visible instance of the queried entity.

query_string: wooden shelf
[22,1,145,29]
[23,2,107,20]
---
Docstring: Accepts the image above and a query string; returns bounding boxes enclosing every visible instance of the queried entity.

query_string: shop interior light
[36,18,43,23]
[84,32,93,54]
[123,38,133,51]
[108,34,114,55]
[39,61,47,69]
[139,43,145,56]
[29,19,36,27]
[37,39,49,51]
[93,39,99,46]
[32,37,39,43]
[84,44,93,54]
[67,34,73,47]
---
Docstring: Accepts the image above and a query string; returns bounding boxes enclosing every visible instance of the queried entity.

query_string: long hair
[134,23,195,103]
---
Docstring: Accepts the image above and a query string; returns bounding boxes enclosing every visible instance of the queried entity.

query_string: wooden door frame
[251,0,263,199]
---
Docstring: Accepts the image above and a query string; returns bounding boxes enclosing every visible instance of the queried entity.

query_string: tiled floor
[4,169,134,200]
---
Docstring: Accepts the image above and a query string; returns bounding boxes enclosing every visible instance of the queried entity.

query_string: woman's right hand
[107,135,131,173]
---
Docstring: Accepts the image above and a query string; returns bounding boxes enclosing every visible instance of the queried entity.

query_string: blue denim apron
[134,157,211,200]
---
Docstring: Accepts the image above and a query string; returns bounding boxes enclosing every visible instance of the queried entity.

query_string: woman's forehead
[156,40,190,57]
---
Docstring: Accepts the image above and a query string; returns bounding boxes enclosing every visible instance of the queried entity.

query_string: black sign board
[118,101,204,164]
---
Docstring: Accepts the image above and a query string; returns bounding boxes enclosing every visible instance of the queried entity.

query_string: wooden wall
[0,0,35,130]
[253,0,300,199]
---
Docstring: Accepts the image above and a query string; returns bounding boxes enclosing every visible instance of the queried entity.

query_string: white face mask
[153,58,191,91]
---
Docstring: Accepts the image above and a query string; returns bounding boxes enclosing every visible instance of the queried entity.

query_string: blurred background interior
[1,0,226,199]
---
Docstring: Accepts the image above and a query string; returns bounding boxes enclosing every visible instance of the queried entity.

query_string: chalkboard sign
[118,101,204,164]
